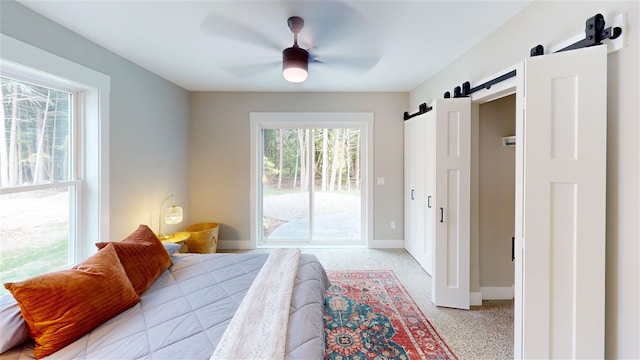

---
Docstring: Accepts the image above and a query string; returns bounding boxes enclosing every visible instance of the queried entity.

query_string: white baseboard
[480,286,514,300]
[371,239,404,248]
[470,292,483,306]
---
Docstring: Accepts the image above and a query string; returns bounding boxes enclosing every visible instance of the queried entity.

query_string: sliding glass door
[262,127,362,244]
[260,127,362,245]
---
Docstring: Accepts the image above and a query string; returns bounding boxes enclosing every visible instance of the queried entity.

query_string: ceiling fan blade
[297,1,369,50]
[202,13,282,52]
[222,61,280,79]
[311,55,381,74]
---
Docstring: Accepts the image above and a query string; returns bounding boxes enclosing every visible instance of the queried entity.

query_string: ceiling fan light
[283,67,308,83]
[282,46,309,83]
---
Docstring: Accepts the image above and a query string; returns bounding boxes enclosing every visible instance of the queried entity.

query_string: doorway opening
[475,94,516,300]
[473,94,517,351]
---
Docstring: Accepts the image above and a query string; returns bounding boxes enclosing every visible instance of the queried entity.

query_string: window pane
[313,128,361,241]
[0,187,72,296]
[261,127,362,244]
[0,76,72,188]
[262,128,310,242]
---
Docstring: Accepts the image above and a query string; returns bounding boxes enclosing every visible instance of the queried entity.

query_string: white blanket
[210,248,301,360]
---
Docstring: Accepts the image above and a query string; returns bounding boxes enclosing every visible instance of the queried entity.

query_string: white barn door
[516,45,607,358]
[432,97,471,310]
[404,114,431,273]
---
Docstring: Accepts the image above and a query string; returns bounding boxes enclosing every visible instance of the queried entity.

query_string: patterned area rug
[324,270,457,360]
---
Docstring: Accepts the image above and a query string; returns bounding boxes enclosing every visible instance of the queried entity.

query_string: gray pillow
[0,293,29,353]
[163,242,181,256]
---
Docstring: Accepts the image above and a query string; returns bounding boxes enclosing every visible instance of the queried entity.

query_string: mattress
[1,252,329,360]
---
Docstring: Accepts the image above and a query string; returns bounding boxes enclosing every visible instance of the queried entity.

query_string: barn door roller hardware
[530,13,622,56]
[403,102,432,121]
[439,12,622,100]
[405,12,623,116]
[443,70,517,99]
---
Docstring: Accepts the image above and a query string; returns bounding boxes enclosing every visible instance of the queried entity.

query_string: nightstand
[162,231,191,253]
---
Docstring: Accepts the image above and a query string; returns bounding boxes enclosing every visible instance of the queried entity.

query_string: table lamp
[158,194,183,240]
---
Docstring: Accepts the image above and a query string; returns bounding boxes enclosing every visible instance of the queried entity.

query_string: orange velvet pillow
[3,244,140,359]
[96,224,172,295]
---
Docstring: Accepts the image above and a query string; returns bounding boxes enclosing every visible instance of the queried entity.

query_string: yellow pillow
[4,244,140,359]
[96,224,172,295]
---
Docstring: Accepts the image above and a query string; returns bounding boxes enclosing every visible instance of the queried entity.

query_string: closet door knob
[427,196,432,208]
[440,207,444,223]
[410,189,415,200]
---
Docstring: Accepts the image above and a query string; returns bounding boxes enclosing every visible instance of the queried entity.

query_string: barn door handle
[439,207,444,223]
[410,189,415,200]
[512,237,515,261]
[427,196,432,208]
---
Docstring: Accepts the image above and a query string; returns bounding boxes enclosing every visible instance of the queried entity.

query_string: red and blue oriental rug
[324,270,457,360]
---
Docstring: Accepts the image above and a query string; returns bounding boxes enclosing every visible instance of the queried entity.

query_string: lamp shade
[282,46,309,83]
[164,205,183,225]
[158,195,183,240]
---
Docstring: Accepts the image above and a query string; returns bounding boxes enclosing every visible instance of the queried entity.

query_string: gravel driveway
[263,192,360,221]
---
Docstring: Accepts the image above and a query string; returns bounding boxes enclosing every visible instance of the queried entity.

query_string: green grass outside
[0,237,68,274]
[0,234,69,296]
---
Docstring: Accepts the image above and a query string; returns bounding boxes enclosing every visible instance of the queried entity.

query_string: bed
[1,226,330,360]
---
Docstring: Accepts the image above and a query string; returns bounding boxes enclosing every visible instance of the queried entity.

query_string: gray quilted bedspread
[4,252,329,360]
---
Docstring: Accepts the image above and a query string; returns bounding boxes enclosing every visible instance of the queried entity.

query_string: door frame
[249,112,374,248]
[468,62,524,354]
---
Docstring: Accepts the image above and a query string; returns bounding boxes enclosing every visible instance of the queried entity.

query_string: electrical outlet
[390,221,396,230]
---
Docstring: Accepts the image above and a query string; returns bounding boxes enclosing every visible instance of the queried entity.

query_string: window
[0,34,110,295]
[0,76,79,291]
[250,112,373,247]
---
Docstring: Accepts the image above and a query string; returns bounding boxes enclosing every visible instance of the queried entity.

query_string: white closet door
[414,115,428,271]
[432,97,471,310]
[404,116,418,258]
[404,114,429,271]
[517,45,607,358]
[424,110,435,275]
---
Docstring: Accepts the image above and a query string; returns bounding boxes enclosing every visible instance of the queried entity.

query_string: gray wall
[478,95,515,288]
[410,1,639,357]
[0,1,191,241]
[189,92,407,246]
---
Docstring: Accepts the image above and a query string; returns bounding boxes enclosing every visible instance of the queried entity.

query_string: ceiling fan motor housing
[282,46,309,82]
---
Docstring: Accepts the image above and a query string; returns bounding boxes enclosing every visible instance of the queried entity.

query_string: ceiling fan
[201,3,380,83]
[282,16,309,82]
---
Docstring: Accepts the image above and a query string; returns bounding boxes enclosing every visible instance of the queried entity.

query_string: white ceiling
[19,0,532,92]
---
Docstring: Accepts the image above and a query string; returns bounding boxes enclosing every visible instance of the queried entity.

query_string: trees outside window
[262,128,361,192]
[1,77,72,187]
[0,76,79,295]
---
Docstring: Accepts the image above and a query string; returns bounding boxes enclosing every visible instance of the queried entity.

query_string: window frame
[0,33,110,262]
